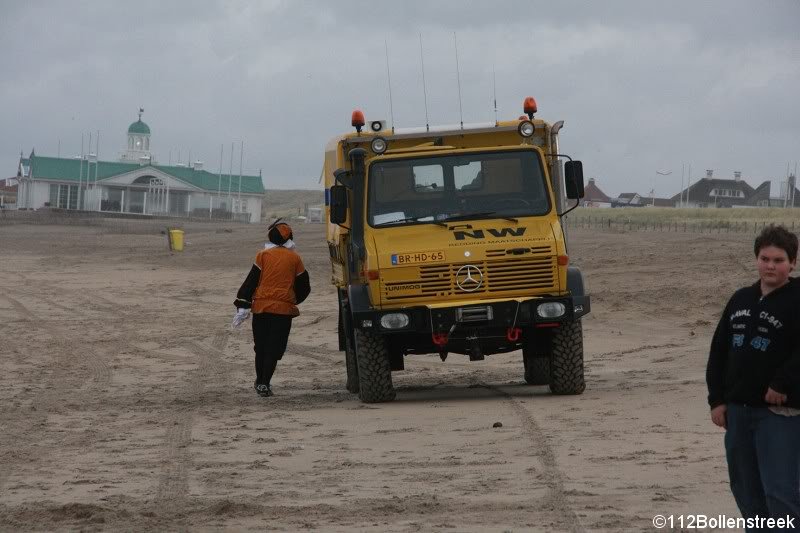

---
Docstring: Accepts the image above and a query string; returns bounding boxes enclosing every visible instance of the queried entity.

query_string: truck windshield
[367,150,550,227]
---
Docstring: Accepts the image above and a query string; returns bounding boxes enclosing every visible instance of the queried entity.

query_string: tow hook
[432,332,448,346]
[506,327,522,342]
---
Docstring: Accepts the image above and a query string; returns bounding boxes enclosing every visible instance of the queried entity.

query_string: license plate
[391,251,445,265]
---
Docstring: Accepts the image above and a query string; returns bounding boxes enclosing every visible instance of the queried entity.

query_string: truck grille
[382,252,556,301]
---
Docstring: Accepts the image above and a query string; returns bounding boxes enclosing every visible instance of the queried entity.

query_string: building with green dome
[15,109,264,223]
[120,109,152,161]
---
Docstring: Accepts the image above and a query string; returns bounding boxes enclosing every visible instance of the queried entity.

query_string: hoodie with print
[706,279,800,408]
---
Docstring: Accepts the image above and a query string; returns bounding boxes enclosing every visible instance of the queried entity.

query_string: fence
[563,216,800,234]
[0,208,250,234]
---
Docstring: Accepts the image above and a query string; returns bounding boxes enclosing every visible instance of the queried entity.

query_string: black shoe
[254,384,273,397]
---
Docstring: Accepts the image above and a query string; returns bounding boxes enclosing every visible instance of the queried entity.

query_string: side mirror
[329,185,348,225]
[565,160,585,199]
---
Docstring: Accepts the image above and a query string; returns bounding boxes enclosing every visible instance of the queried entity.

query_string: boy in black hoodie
[707,225,800,528]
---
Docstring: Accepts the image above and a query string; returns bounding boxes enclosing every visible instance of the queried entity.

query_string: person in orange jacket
[232,220,310,397]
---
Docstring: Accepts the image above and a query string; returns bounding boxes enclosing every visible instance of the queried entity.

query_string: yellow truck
[324,97,589,402]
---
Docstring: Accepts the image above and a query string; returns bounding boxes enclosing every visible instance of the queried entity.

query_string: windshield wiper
[374,216,447,227]
[438,212,519,224]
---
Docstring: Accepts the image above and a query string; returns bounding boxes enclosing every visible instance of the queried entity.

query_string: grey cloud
[1,0,798,196]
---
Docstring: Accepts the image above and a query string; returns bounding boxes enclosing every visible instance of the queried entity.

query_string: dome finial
[138,107,144,121]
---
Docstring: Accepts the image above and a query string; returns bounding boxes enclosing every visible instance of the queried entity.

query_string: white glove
[231,308,251,329]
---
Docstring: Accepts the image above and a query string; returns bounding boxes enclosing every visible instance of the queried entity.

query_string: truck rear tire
[345,331,360,394]
[354,329,396,403]
[548,320,585,395]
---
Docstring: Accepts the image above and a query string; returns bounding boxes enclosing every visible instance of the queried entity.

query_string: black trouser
[251,312,293,386]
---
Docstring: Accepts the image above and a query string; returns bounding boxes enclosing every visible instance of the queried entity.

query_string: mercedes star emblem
[455,264,483,292]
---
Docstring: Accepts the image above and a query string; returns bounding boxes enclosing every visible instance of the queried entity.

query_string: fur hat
[267,219,293,245]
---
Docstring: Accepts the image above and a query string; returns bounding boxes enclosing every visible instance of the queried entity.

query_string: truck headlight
[536,302,566,318]
[380,313,409,329]
[371,137,388,154]
[518,120,535,138]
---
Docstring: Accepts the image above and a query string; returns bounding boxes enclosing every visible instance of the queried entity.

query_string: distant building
[612,192,644,207]
[305,206,324,223]
[0,177,18,207]
[639,196,675,207]
[581,178,612,208]
[670,170,800,208]
[15,110,265,223]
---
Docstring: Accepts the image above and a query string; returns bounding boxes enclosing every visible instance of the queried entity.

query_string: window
[711,188,745,198]
[413,165,444,193]
[50,184,78,209]
[367,149,549,227]
[454,161,482,191]
[68,185,78,209]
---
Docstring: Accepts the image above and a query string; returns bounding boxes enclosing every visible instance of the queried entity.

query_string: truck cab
[325,98,589,402]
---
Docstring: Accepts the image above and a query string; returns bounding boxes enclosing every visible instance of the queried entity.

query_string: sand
[0,219,756,531]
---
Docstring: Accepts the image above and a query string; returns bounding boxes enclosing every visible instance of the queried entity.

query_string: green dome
[128,119,150,135]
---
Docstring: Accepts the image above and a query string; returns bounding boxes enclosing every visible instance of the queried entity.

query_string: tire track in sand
[0,292,113,494]
[482,383,585,533]
[153,331,229,518]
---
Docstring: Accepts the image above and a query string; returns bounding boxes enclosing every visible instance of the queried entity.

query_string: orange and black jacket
[234,247,310,316]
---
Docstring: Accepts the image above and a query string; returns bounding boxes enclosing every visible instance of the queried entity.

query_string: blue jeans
[725,404,800,531]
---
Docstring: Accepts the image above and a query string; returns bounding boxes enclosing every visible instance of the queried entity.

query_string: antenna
[492,63,498,124]
[384,40,395,132]
[454,32,464,129]
[419,33,430,131]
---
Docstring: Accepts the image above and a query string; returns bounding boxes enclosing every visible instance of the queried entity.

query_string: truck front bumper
[351,294,590,334]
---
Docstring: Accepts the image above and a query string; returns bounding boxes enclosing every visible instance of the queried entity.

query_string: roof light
[370,120,386,132]
[351,110,365,133]
[523,96,538,119]
[370,137,388,154]
[518,120,535,138]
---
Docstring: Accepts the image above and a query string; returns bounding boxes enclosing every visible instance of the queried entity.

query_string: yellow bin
[168,229,185,252]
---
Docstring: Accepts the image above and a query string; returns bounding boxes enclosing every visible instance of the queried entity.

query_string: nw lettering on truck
[453,227,527,240]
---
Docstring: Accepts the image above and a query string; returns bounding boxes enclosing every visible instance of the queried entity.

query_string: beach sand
[0,220,754,531]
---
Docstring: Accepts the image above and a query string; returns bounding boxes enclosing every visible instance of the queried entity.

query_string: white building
[15,111,264,223]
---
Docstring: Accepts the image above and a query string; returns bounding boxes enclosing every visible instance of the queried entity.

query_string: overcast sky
[2,0,798,197]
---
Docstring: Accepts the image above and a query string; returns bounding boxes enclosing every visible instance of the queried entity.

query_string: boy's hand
[710,405,727,429]
[764,387,787,406]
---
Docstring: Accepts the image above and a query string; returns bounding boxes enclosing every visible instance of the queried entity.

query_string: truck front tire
[548,320,585,395]
[354,329,396,403]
